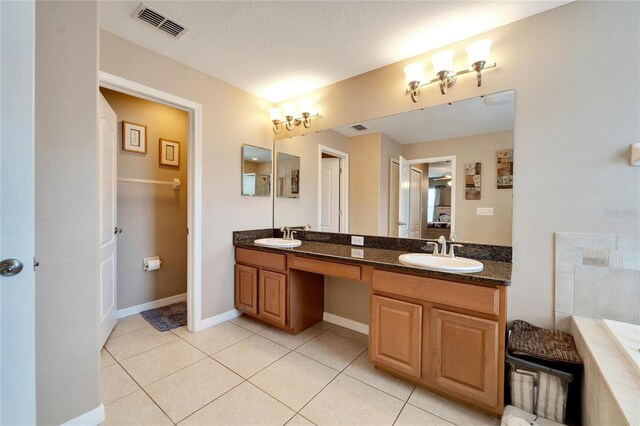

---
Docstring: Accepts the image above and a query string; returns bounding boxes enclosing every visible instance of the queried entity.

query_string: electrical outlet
[476,207,494,216]
[351,236,364,246]
[351,248,364,258]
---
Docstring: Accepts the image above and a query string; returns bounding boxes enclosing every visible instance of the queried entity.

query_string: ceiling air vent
[132,3,189,39]
[351,124,367,131]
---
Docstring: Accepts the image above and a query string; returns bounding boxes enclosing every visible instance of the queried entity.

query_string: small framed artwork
[465,162,481,200]
[159,139,180,168]
[122,121,147,154]
[290,169,299,194]
[496,149,513,189]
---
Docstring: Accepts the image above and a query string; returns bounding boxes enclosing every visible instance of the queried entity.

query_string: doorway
[395,155,456,240]
[98,72,203,333]
[318,145,349,233]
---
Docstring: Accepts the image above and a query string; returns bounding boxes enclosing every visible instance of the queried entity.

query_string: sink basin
[398,253,483,273]
[254,238,302,248]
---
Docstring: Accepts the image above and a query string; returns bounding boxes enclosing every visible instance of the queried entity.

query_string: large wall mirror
[273,90,515,246]
[242,144,272,196]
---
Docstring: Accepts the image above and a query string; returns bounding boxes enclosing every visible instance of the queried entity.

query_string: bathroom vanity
[233,230,511,416]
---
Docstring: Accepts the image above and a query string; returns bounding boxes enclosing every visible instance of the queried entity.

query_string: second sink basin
[254,238,302,248]
[398,253,483,273]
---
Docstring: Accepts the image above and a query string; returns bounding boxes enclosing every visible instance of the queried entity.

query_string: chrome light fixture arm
[404,62,497,102]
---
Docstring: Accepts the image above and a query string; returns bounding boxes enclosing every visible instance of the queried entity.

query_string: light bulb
[431,51,454,74]
[283,103,296,118]
[299,100,312,115]
[268,108,282,122]
[466,39,492,66]
[404,63,425,85]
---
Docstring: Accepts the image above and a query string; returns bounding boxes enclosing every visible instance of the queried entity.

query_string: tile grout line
[173,379,248,424]
[105,344,178,425]
[293,345,369,419]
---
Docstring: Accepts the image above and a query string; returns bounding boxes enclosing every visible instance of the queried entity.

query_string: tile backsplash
[555,232,640,330]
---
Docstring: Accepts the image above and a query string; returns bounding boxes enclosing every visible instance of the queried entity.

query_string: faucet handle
[423,241,438,254]
[449,244,463,258]
[290,230,297,240]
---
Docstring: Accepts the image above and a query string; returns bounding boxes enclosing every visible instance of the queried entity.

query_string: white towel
[536,372,567,423]
[510,370,535,414]
[502,405,565,426]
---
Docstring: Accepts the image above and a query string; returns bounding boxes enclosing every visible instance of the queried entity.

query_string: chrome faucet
[280,224,311,240]
[437,235,447,257]
[424,235,463,258]
[280,226,292,240]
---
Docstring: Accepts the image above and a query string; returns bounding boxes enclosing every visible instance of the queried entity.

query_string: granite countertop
[234,240,511,286]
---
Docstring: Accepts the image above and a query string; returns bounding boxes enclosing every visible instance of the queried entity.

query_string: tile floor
[101,314,500,425]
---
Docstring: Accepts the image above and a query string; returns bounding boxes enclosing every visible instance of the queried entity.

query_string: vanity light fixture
[404,39,497,103]
[269,102,319,134]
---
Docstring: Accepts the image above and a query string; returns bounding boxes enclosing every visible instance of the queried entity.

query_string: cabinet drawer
[372,270,499,316]
[236,247,287,272]
[290,256,361,281]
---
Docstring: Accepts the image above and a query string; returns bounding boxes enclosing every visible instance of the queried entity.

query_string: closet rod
[117,177,181,190]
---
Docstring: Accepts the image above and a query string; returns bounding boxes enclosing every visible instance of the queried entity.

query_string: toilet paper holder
[143,256,162,271]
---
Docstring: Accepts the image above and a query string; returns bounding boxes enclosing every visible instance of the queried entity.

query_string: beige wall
[379,133,403,235]
[277,1,640,328]
[101,31,273,320]
[100,88,189,309]
[403,131,513,245]
[348,133,381,235]
[35,2,101,424]
[274,130,349,229]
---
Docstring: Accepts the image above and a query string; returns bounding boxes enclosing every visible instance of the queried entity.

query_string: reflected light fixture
[269,102,319,134]
[404,39,496,103]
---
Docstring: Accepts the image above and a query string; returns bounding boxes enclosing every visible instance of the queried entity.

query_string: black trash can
[506,321,583,425]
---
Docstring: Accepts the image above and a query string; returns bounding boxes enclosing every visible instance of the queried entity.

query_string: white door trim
[317,145,349,233]
[98,71,204,331]
[408,155,456,239]
[388,158,400,236]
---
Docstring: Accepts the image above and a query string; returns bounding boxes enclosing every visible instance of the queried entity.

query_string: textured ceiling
[100,1,569,102]
[333,91,515,144]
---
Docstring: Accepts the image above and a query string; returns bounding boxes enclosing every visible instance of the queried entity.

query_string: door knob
[1,259,24,277]
[114,227,123,234]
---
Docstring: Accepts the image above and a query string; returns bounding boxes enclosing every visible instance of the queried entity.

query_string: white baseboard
[323,312,369,335]
[117,293,187,319]
[62,403,105,426]
[198,308,241,331]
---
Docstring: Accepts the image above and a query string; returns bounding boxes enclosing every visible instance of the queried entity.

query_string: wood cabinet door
[258,270,287,326]
[370,295,422,378]
[235,264,258,315]
[431,309,499,408]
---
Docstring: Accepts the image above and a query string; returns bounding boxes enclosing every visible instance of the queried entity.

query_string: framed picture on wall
[465,162,481,200]
[122,121,147,154]
[290,169,299,194]
[159,139,180,168]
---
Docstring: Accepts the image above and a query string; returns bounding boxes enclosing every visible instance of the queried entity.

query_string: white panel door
[388,159,399,237]
[398,156,411,238]
[0,1,36,423]
[320,157,340,233]
[409,168,422,239]
[98,94,118,347]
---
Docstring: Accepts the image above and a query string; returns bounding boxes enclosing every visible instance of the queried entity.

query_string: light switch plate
[351,236,364,246]
[476,207,494,216]
[351,248,364,258]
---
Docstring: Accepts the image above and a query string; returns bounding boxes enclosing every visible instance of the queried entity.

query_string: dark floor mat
[140,302,187,332]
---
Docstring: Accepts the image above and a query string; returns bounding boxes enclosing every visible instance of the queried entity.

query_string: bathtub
[602,319,640,376]
[571,316,640,426]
